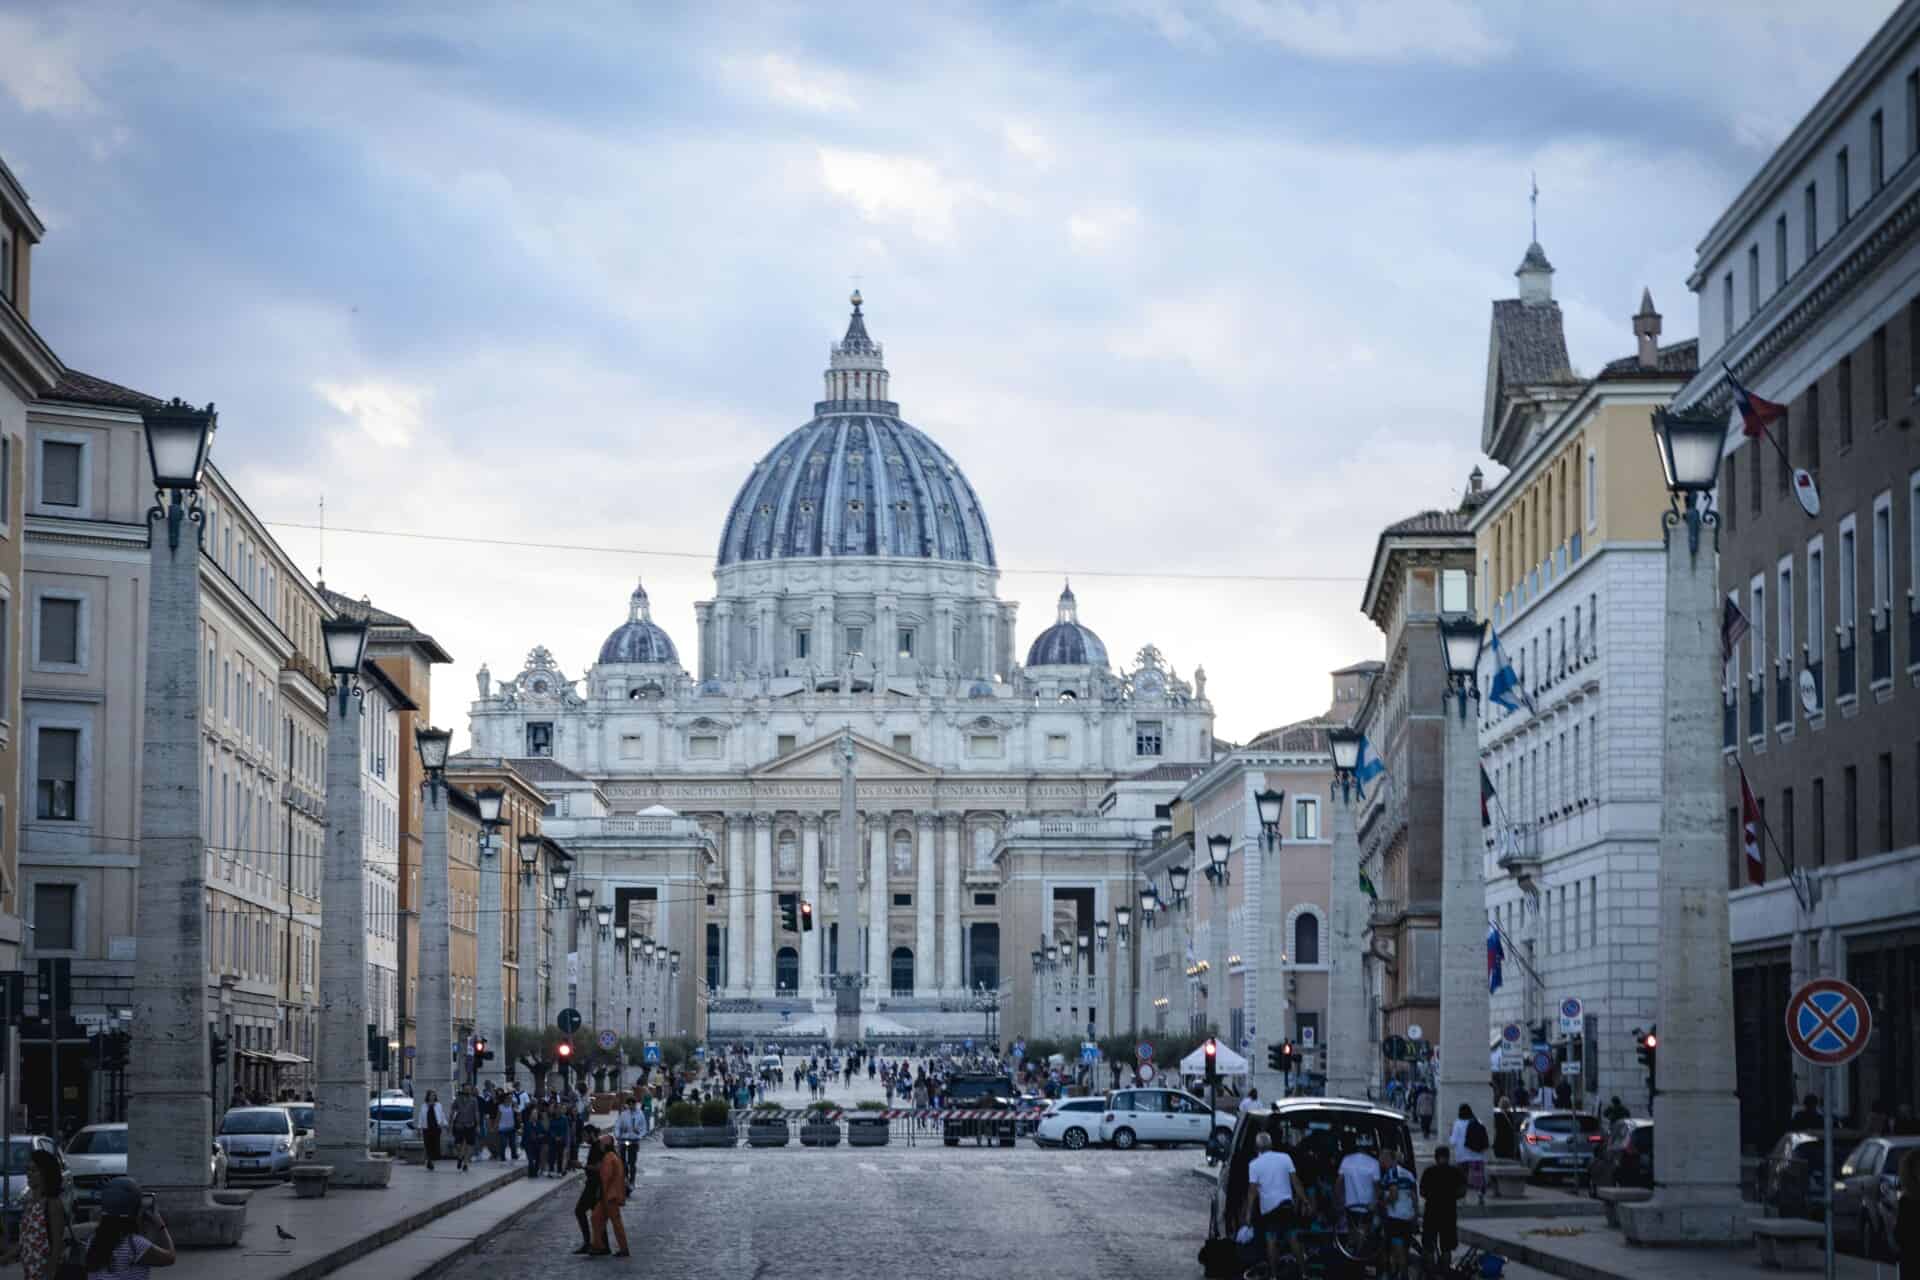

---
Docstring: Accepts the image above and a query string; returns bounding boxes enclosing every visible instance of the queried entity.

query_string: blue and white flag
[1487,922,1506,994]
[1486,626,1536,715]
[1354,736,1387,787]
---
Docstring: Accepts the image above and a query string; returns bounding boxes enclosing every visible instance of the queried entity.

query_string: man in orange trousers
[590,1132,630,1257]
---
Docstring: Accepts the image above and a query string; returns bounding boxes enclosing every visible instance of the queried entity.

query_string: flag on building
[1355,736,1387,788]
[1487,923,1505,993]
[1722,596,1750,663]
[1724,365,1787,440]
[1359,869,1379,901]
[1487,626,1535,715]
[1740,767,1765,885]
[1481,766,1497,827]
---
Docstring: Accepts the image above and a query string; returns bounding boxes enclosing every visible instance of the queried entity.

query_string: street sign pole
[1784,976,1870,1280]
[1823,1066,1834,1280]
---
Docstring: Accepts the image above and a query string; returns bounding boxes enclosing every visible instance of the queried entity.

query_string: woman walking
[523,1104,546,1178]
[451,1086,479,1172]
[0,1149,69,1280]
[1448,1104,1490,1206]
[590,1133,631,1258]
[420,1089,447,1171]
[84,1176,177,1278]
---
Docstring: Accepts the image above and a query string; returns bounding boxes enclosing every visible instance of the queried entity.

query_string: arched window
[1294,912,1320,965]
[890,946,915,996]
[775,946,799,993]
[777,831,798,875]
[892,830,913,876]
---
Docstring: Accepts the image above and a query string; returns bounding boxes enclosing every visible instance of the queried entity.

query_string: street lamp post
[413,726,455,1123]
[517,834,541,1028]
[1249,783,1286,1101]
[1325,728,1369,1100]
[472,787,506,1084]
[126,400,247,1243]
[1434,613,1489,1142]
[1619,409,1745,1244]
[309,599,394,1188]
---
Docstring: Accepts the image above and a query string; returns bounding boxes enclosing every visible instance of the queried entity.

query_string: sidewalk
[170,1154,569,1280]
[1460,1215,1882,1280]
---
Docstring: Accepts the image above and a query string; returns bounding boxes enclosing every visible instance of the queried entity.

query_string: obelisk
[834,729,863,1044]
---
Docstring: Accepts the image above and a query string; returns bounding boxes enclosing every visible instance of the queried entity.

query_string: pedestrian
[591,1133,631,1258]
[1449,1104,1489,1206]
[419,1089,447,1171]
[524,1104,546,1177]
[1603,1095,1630,1124]
[451,1086,478,1172]
[495,1090,519,1162]
[83,1176,177,1277]
[617,1099,641,1186]
[1419,1145,1465,1268]
[1788,1093,1821,1132]
[547,1103,570,1176]
[1239,1087,1260,1118]
[571,1136,603,1255]
[0,1148,69,1280]
[1242,1130,1309,1279]
[1378,1145,1419,1280]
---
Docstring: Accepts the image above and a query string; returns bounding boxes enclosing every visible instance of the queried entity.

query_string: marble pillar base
[156,1190,246,1246]
[1618,1196,1748,1245]
[316,1154,395,1189]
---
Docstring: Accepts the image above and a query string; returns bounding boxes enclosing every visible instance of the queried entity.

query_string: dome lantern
[597,578,680,666]
[1026,580,1109,670]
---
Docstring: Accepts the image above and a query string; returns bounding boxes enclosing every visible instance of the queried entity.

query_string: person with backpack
[1449,1103,1490,1205]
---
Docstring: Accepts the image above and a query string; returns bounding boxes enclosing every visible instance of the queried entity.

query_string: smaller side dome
[1025,581,1110,669]
[598,579,680,666]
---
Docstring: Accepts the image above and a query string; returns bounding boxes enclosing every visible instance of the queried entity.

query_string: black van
[1207,1098,1417,1253]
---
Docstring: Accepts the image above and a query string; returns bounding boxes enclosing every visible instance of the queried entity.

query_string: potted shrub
[799,1100,841,1147]
[699,1097,736,1148]
[847,1100,890,1147]
[746,1101,789,1148]
[661,1101,702,1149]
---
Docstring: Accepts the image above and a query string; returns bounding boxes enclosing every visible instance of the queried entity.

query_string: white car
[1033,1097,1109,1150]
[65,1124,230,1221]
[1096,1087,1236,1150]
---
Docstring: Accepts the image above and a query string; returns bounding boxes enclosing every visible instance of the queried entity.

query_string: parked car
[1515,1110,1603,1180]
[217,1107,298,1183]
[64,1123,230,1221]
[1864,1142,1916,1261]
[369,1098,418,1152]
[1758,1129,1858,1220]
[1034,1097,1109,1150]
[1587,1118,1653,1192]
[267,1102,319,1161]
[1097,1087,1237,1151]
[1833,1136,1920,1256]
[1209,1098,1416,1246]
[1,1135,73,1214]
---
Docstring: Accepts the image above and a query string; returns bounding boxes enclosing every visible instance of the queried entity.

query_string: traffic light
[1636,1027,1657,1093]
[1281,1041,1296,1076]
[800,900,814,932]
[474,1036,494,1062]
[780,895,799,933]
[556,1039,573,1063]
[1268,1042,1285,1072]
[1203,1037,1220,1089]
[210,1026,228,1071]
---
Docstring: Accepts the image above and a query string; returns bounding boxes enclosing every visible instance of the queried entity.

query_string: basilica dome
[597,580,680,666]
[716,294,996,569]
[1026,583,1109,669]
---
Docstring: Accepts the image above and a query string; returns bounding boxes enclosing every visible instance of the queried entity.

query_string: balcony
[1368,898,1404,925]
[1493,824,1542,887]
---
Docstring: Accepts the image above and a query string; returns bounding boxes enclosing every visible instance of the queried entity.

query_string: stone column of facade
[474,832,503,1073]
[934,599,952,675]
[1619,522,1745,1244]
[415,782,454,1118]
[311,667,392,1187]
[979,607,994,679]
[694,602,712,682]
[715,601,733,678]
[914,815,935,995]
[758,599,775,674]
[801,817,822,997]
[877,595,896,678]
[726,815,748,994]
[813,596,834,673]
[1435,699,1489,1145]
[867,817,888,992]
[1324,786,1369,1099]
[752,814,775,998]
[942,817,963,993]
[126,491,246,1242]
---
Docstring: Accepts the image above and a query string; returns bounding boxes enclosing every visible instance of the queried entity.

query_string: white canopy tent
[1178,1043,1250,1077]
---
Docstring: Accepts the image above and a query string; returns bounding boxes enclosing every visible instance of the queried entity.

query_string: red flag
[1725,366,1786,440]
[1739,769,1764,885]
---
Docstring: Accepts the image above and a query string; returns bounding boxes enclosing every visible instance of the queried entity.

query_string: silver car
[217,1107,298,1183]
[64,1123,229,1221]
[1516,1110,1604,1180]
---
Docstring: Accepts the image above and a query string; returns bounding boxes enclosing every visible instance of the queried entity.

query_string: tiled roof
[47,369,164,411]
[1490,299,1575,386]
[1331,660,1385,676]
[501,756,588,784]
[1600,338,1700,376]
[1383,509,1470,536]
[317,585,452,661]
[1124,762,1208,784]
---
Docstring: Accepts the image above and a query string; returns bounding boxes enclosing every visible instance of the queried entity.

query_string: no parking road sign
[1786,978,1872,1067]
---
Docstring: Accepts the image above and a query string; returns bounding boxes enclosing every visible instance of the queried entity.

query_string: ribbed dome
[716,295,996,568]
[598,580,680,666]
[1026,583,1109,669]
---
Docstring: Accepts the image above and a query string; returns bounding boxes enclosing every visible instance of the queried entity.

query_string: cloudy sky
[0,0,1895,742]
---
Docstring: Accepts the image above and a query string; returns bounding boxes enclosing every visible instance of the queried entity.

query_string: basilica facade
[466,297,1214,1043]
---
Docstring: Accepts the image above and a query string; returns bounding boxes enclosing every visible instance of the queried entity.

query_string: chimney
[1634,288,1662,369]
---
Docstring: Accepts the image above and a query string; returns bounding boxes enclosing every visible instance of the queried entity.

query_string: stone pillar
[1435,700,1489,1148]
[127,490,246,1242]
[517,851,541,1028]
[877,594,895,678]
[943,817,963,993]
[415,782,455,1117]
[814,596,835,673]
[726,815,748,994]
[715,601,733,679]
[1324,786,1369,1100]
[801,817,822,997]
[934,599,952,675]
[474,829,503,1075]
[752,814,775,997]
[1620,522,1745,1244]
[311,664,392,1187]
[868,818,888,992]
[979,607,994,680]
[694,602,712,682]
[915,815,935,995]
[548,880,569,1024]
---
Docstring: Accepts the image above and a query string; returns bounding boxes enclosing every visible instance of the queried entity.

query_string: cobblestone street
[474,1140,1213,1277]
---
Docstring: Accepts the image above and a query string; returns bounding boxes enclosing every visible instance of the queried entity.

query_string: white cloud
[1003,122,1055,169]
[816,148,1003,242]
[0,14,104,115]
[1067,204,1142,252]
[728,52,856,113]
[315,379,428,449]
[1122,0,1507,65]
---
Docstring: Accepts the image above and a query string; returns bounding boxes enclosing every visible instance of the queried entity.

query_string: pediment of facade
[747,730,936,779]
